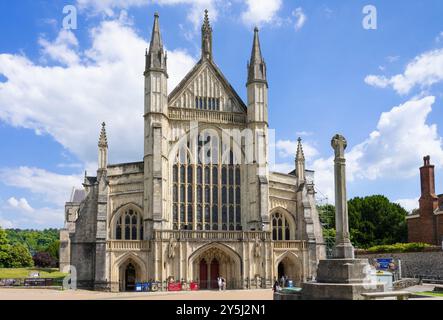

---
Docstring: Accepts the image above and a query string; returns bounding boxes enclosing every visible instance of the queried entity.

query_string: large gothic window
[272,212,291,241]
[172,131,241,231]
[114,209,143,240]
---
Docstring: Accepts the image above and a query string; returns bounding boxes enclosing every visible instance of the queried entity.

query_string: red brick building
[407,156,443,245]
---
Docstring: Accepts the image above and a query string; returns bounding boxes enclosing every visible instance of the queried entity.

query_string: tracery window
[195,97,220,111]
[114,209,143,240]
[172,132,241,231]
[272,212,291,241]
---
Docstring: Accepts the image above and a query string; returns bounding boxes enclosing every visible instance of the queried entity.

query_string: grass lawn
[415,291,443,297]
[0,268,67,280]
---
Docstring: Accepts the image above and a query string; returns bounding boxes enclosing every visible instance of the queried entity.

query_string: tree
[318,195,408,249]
[46,240,60,266]
[348,195,407,248]
[0,227,11,268]
[33,252,57,268]
[8,244,34,268]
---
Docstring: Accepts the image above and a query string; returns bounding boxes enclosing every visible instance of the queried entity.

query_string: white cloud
[292,7,307,31]
[270,162,293,175]
[0,19,196,165]
[38,29,80,66]
[364,75,390,88]
[276,139,319,160]
[76,0,219,28]
[0,167,82,207]
[395,197,419,212]
[308,96,443,203]
[241,0,282,27]
[346,96,443,181]
[7,197,34,213]
[436,32,443,43]
[0,217,13,229]
[365,48,443,95]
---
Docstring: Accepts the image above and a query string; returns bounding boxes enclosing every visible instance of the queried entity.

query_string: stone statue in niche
[254,238,262,258]
[168,237,177,259]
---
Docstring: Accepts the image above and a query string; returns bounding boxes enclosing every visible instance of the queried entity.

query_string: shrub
[366,242,431,253]
[8,244,34,268]
[33,252,57,268]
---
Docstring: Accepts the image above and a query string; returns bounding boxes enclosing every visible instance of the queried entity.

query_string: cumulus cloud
[38,29,80,66]
[0,167,83,207]
[241,0,282,27]
[276,139,319,160]
[76,0,219,28]
[395,197,419,212]
[292,7,307,31]
[365,48,443,95]
[309,96,443,202]
[7,197,34,213]
[0,19,196,165]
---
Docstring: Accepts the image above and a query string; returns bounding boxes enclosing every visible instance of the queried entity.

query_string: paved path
[0,288,274,300]
[1,286,441,300]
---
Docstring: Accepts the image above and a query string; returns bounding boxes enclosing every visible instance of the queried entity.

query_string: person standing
[217,276,222,291]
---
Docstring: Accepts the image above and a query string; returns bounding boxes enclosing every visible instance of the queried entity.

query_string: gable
[168,59,247,114]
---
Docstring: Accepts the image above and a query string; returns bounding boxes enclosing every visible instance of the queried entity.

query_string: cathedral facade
[60,11,325,292]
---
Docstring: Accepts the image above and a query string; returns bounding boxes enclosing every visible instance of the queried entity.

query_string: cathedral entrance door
[278,262,285,281]
[199,259,208,289]
[125,263,136,291]
[210,259,219,289]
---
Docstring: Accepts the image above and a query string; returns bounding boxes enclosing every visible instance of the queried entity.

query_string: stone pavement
[0,288,273,300]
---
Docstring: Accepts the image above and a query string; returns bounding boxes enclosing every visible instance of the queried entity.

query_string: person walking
[221,277,226,291]
[217,276,222,291]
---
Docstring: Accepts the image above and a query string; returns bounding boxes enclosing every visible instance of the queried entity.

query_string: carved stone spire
[247,27,267,86]
[201,9,213,60]
[98,122,108,148]
[296,138,305,185]
[145,12,167,75]
[98,122,108,170]
[296,137,305,161]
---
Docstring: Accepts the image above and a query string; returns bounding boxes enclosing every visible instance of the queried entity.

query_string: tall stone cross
[331,134,354,259]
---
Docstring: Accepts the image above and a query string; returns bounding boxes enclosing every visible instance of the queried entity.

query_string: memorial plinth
[301,135,384,300]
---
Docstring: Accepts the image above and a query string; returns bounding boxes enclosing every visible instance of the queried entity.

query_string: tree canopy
[0,228,59,268]
[318,195,408,249]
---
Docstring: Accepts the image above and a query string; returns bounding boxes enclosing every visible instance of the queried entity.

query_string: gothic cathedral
[60,11,325,292]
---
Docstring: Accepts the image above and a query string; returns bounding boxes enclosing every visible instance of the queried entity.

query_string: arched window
[114,208,143,240]
[172,132,242,231]
[272,212,293,241]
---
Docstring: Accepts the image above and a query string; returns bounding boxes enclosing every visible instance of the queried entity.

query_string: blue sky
[0,0,442,229]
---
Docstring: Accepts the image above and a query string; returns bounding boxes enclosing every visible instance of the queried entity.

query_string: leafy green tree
[0,227,11,268]
[348,195,407,248]
[8,244,34,268]
[6,229,59,255]
[46,240,60,261]
[318,195,408,249]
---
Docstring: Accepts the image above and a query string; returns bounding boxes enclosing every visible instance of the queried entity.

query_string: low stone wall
[356,251,443,278]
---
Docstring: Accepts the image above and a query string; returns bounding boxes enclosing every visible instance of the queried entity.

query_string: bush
[366,242,431,253]
[33,252,57,268]
[8,244,34,268]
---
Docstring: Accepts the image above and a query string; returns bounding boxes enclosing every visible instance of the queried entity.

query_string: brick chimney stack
[420,155,437,199]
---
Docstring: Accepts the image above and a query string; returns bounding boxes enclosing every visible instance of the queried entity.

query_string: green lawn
[0,268,67,280]
[415,291,443,297]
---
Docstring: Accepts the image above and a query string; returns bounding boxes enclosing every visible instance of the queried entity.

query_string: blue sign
[376,258,393,270]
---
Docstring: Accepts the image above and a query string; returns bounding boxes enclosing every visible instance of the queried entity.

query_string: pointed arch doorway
[125,263,136,291]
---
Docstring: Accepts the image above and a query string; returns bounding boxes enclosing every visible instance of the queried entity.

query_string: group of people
[217,276,226,291]
[273,275,290,292]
